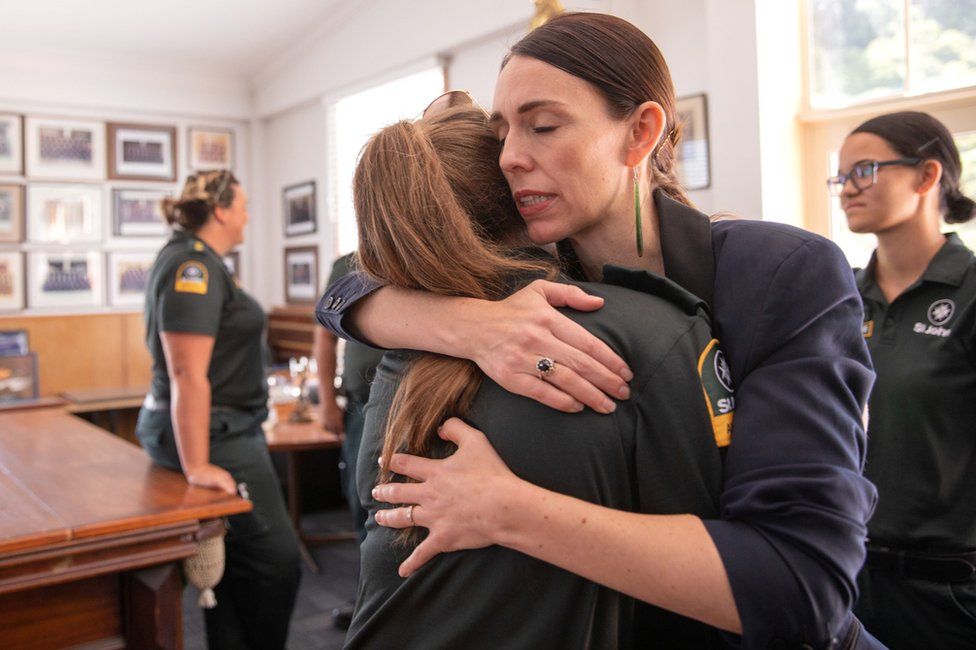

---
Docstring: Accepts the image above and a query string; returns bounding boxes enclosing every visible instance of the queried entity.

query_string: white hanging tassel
[184,530,226,609]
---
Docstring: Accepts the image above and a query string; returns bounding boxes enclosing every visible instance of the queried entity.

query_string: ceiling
[0,0,354,75]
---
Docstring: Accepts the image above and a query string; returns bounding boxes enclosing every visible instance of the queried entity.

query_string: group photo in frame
[284,245,318,304]
[0,114,23,175]
[113,188,170,237]
[107,251,154,308]
[282,180,317,237]
[27,250,103,309]
[674,93,711,191]
[0,252,24,311]
[25,116,106,181]
[107,122,177,181]
[0,353,39,403]
[0,184,24,243]
[27,184,103,243]
[0,329,29,356]
[188,126,234,171]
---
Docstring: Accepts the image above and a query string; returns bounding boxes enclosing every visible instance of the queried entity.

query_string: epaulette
[602,264,708,317]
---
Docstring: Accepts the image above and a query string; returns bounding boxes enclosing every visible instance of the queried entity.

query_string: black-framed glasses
[420,89,490,121]
[827,158,922,196]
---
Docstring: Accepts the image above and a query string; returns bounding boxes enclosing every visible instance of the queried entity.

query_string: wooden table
[265,416,354,573]
[0,408,250,650]
[62,386,148,444]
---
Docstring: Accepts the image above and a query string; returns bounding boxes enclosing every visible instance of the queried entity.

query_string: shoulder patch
[174,261,209,294]
[698,339,734,448]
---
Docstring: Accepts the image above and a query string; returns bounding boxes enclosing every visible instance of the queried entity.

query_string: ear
[625,100,667,168]
[211,204,230,225]
[917,159,942,196]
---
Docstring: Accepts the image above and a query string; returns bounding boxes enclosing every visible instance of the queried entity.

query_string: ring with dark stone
[536,357,556,378]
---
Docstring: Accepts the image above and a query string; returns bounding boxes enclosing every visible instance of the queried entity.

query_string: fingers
[438,417,484,445]
[383,451,439,481]
[547,312,634,386]
[399,538,442,577]
[371,481,426,505]
[532,280,605,311]
[373,505,417,529]
[506,373,586,413]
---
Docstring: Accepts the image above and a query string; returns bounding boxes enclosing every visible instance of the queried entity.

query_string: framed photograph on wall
[113,188,170,237]
[0,353,39,403]
[284,246,318,304]
[25,117,106,181]
[27,250,103,309]
[27,184,103,243]
[107,251,154,308]
[223,250,241,285]
[188,126,234,170]
[674,93,711,191]
[0,114,23,175]
[282,180,316,237]
[0,184,24,243]
[107,123,177,181]
[0,252,25,311]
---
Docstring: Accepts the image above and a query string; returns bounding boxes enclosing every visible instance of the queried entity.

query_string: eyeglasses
[421,89,490,121]
[827,158,921,196]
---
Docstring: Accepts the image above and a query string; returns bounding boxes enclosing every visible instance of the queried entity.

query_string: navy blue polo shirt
[856,233,976,552]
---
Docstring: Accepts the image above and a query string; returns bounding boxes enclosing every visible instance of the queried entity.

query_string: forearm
[350,286,481,355]
[494,477,741,633]
[170,375,213,473]
[313,326,340,404]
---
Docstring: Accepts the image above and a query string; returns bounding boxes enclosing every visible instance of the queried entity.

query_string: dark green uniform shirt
[346,268,731,649]
[145,232,267,409]
[325,253,385,403]
[857,233,976,551]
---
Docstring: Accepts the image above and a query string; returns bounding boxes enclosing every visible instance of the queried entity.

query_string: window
[331,66,445,255]
[807,0,976,109]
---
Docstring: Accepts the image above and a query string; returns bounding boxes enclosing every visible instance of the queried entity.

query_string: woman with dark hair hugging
[341,104,730,648]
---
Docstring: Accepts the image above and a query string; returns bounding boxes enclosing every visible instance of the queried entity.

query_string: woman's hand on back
[372,418,519,576]
[464,280,632,414]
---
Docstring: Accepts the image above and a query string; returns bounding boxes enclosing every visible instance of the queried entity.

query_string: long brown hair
[506,12,692,207]
[354,106,558,541]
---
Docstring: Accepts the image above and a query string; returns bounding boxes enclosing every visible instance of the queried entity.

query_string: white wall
[253,102,331,308]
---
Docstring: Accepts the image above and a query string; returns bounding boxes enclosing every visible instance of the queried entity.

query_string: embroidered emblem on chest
[913,298,955,337]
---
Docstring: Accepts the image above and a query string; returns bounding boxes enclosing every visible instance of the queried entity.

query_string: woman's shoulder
[712,218,851,280]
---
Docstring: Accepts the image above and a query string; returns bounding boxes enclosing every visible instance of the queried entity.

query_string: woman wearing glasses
[833,112,976,649]
[136,171,300,650]
[320,13,878,648]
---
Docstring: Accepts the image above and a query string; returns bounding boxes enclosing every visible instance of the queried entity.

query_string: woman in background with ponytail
[834,111,976,649]
[137,171,300,650]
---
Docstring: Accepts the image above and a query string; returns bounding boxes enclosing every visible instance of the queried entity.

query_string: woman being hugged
[320,13,878,649]
[138,171,301,650]
[834,111,976,649]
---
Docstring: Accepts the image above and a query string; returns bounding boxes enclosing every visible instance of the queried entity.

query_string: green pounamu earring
[634,166,644,257]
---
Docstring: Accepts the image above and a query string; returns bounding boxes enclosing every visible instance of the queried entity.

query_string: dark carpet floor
[182,508,360,650]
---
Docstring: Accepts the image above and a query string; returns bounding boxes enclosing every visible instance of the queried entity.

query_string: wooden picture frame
[107,251,154,308]
[282,180,317,237]
[284,245,318,304]
[107,122,177,181]
[25,116,106,181]
[27,250,104,309]
[0,252,25,311]
[0,114,23,175]
[188,126,234,171]
[26,184,103,243]
[674,93,711,191]
[113,188,171,237]
[0,184,24,243]
[0,353,39,403]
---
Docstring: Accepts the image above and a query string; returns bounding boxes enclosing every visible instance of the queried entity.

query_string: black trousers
[137,406,302,650]
[856,565,976,650]
[341,398,369,542]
